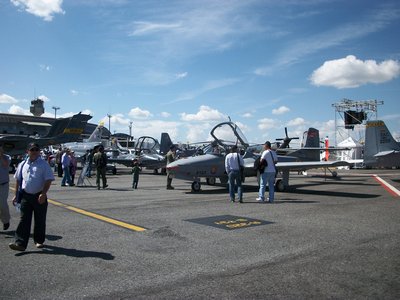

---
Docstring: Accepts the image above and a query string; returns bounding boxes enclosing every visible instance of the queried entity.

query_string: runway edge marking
[372,175,400,197]
[47,198,147,232]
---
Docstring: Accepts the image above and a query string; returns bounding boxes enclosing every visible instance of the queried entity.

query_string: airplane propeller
[275,127,299,148]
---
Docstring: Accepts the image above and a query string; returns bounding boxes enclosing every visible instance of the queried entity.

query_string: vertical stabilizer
[302,128,320,161]
[364,120,400,167]
[160,132,173,155]
[86,122,104,142]
[49,113,91,143]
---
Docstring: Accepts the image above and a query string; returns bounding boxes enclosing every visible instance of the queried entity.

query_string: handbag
[254,156,267,173]
[16,160,27,204]
[237,153,245,182]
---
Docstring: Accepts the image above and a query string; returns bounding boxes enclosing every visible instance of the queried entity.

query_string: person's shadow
[2,232,114,260]
[16,245,115,260]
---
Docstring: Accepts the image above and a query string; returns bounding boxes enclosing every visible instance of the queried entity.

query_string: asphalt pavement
[1,167,399,299]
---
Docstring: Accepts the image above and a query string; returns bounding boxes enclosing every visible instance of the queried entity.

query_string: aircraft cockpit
[210,121,249,154]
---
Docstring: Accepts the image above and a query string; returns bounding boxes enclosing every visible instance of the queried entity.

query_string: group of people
[1,140,277,252]
[225,141,278,203]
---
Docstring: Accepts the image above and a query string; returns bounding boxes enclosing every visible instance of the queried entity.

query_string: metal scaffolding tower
[331,98,384,146]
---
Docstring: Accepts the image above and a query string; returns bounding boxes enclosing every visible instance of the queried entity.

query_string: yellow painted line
[47,198,146,232]
[10,188,145,232]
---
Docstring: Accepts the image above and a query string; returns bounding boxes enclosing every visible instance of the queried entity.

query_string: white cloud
[180,105,226,122]
[128,107,153,119]
[129,21,182,36]
[39,64,51,71]
[241,112,253,118]
[287,117,305,126]
[310,55,400,89]
[8,104,30,115]
[160,112,171,118]
[0,94,18,104]
[258,118,278,130]
[11,0,65,21]
[70,89,79,96]
[272,106,290,115]
[37,95,50,102]
[175,72,188,79]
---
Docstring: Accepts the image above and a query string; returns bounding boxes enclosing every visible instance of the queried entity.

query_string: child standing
[131,160,141,189]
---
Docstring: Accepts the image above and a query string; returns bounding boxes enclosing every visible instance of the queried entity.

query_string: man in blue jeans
[256,141,278,203]
[225,145,244,203]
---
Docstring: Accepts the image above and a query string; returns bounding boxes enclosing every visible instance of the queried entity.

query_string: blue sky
[1,0,399,145]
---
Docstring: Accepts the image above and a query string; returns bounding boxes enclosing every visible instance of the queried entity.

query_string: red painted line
[372,175,400,197]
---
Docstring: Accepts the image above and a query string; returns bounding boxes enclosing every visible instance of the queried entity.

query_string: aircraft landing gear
[191,181,201,192]
[275,179,285,192]
[206,177,216,185]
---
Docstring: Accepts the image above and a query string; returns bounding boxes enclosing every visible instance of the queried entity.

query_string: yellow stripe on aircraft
[63,128,84,134]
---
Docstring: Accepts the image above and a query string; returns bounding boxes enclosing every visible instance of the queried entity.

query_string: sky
[1,0,400,146]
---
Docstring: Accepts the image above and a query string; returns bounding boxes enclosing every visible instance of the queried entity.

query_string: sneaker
[239,200,243,203]
[103,184,108,189]
[9,243,25,251]
[166,186,175,190]
[35,243,44,249]
[3,222,10,230]
[230,199,235,202]
[256,197,264,202]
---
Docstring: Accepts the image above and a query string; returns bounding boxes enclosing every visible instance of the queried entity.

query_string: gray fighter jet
[166,121,351,192]
[62,121,104,160]
[107,134,169,172]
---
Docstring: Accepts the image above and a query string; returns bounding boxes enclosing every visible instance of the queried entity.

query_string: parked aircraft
[62,122,104,159]
[363,120,400,168]
[166,121,351,192]
[0,112,91,156]
[107,134,169,172]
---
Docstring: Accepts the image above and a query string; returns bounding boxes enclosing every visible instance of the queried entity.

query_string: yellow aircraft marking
[63,128,84,134]
[47,199,146,231]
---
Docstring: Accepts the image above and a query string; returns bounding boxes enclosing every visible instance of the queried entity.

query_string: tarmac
[1,166,399,299]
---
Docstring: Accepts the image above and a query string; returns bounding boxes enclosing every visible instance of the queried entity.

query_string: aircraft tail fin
[160,132,173,155]
[302,127,320,161]
[364,120,400,167]
[45,113,92,143]
[86,122,104,142]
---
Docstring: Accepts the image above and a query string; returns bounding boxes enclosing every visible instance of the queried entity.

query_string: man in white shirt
[225,145,244,203]
[256,141,278,203]
[9,142,55,251]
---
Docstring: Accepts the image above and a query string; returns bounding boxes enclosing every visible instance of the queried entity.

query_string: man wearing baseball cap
[9,142,55,251]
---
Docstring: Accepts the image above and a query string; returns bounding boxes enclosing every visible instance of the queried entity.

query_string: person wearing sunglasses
[9,142,55,251]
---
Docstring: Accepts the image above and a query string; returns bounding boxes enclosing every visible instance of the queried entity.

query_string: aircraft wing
[374,150,400,157]
[276,160,351,171]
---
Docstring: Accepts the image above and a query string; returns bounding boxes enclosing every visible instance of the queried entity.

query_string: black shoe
[239,200,243,203]
[97,186,100,190]
[103,184,108,189]
[9,243,25,251]
[3,222,10,230]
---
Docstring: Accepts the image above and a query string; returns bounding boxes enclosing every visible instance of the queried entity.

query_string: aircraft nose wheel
[191,181,201,192]
[275,179,285,192]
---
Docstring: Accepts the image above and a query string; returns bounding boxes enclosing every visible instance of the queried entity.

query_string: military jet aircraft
[166,121,351,192]
[62,121,104,160]
[0,112,91,156]
[107,134,169,172]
